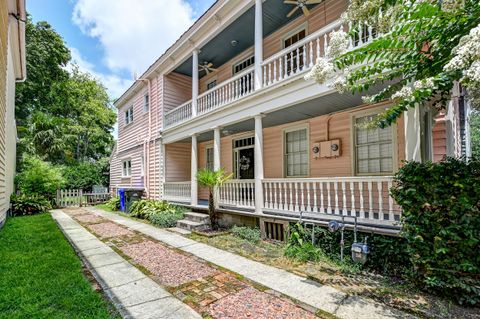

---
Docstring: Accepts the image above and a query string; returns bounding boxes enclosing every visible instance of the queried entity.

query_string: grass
[95,203,117,213]
[0,213,120,319]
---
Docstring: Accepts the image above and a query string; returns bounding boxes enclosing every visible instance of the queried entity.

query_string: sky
[27,0,216,99]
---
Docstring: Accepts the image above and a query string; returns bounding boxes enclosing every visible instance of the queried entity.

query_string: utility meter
[351,237,370,264]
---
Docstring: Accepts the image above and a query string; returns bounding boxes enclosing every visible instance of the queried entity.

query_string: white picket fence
[56,189,110,208]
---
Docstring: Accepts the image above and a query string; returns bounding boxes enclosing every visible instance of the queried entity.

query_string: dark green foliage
[284,223,323,262]
[471,112,480,158]
[15,155,65,200]
[105,197,120,211]
[0,214,119,318]
[10,194,52,216]
[391,158,480,305]
[128,199,185,228]
[62,161,106,191]
[231,226,261,243]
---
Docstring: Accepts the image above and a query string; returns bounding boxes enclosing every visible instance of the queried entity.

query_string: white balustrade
[163,100,193,128]
[197,68,255,116]
[262,177,400,223]
[219,179,255,209]
[163,182,191,202]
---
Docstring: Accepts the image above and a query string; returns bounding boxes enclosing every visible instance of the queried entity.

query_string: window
[233,56,254,74]
[125,106,134,125]
[284,128,308,177]
[122,160,132,177]
[284,29,306,74]
[206,147,214,171]
[144,94,149,112]
[140,156,145,176]
[206,79,217,90]
[354,114,394,174]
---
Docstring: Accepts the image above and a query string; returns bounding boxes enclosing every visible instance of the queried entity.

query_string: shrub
[391,157,480,306]
[61,161,103,191]
[231,226,261,243]
[284,223,323,262]
[128,199,185,227]
[10,194,52,216]
[105,196,120,211]
[15,156,65,200]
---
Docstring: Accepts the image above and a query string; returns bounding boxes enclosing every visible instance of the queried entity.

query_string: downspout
[138,78,152,197]
[10,0,26,82]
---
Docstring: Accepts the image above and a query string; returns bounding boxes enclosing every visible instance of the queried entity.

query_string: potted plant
[196,168,232,230]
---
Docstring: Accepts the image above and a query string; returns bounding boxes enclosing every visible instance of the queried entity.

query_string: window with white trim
[122,160,132,177]
[140,156,145,176]
[144,94,149,112]
[206,147,214,171]
[206,79,217,90]
[284,29,306,74]
[354,114,394,174]
[125,106,134,125]
[284,128,308,177]
[233,56,254,74]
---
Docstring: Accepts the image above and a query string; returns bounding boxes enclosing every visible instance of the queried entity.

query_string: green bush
[284,223,323,262]
[10,194,52,216]
[231,226,260,242]
[128,199,185,227]
[61,161,104,191]
[15,156,65,200]
[391,157,480,306]
[105,196,120,211]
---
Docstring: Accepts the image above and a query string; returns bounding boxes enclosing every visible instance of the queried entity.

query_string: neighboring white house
[0,0,26,229]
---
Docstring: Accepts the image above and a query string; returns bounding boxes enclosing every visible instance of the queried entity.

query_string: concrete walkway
[51,210,201,319]
[85,207,414,319]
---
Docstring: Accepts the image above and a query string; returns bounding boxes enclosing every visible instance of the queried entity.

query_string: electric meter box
[351,242,370,264]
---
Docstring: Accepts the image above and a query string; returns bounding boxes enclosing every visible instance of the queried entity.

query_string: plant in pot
[196,168,232,230]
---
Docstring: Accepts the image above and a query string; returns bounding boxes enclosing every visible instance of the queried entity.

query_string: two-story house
[110,0,470,236]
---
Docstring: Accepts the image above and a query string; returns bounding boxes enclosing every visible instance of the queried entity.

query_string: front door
[236,147,254,179]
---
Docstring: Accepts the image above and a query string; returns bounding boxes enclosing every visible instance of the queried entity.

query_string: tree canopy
[15,16,116,189]
[305,0,480,128]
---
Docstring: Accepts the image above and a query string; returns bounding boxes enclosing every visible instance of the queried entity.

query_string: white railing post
[192,50,199,117]
[254,114,264,214]
[191,134,198,206]
[254,0,263,90]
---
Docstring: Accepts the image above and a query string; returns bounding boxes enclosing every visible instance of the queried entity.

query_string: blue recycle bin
[119,189,126,212]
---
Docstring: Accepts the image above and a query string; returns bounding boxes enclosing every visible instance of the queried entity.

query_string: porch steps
[176,212,210,231]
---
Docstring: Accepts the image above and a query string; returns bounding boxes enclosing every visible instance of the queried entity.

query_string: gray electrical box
[351,242,370,264]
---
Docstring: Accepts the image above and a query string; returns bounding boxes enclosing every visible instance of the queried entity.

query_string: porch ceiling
[182,84,389,143]
[174,0,322,78]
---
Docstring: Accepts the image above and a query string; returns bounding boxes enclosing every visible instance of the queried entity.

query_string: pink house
[110,0,471,235]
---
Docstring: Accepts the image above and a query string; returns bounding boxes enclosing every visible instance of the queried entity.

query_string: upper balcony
[163,0,377,132]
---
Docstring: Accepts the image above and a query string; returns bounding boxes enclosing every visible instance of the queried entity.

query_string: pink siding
[163,72,192,113]
[433,113,447,162]
[165,143,191,182]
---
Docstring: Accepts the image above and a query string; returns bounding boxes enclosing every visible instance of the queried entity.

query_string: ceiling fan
[199,61,217,74]
[284,0,324,18]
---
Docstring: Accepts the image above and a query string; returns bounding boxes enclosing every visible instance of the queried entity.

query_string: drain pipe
[137,77,152,197]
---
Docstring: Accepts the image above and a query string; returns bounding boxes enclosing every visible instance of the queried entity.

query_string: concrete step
[176,219,209,231]
[184,212,210,223]
[167,227,192,235]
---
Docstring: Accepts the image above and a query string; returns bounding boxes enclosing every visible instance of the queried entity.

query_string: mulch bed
[208,287,317,319]
[120,240,218,287]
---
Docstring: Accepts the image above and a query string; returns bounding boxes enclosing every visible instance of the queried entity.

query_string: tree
[196,169,232,230]
[305,0,480,128]
[471,111,480,157]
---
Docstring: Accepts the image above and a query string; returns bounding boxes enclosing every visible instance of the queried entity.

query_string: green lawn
[0,213,119,319]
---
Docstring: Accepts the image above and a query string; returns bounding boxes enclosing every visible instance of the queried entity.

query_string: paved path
[86,207,414,319]
[51,210,201,319]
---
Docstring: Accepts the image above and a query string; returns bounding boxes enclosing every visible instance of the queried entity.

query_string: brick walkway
[63,208,320,319]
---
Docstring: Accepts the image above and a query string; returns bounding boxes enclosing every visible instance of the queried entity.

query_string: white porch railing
[163,19,378,130]
[164,100,193,128]
[163,182,191,202]
[261,20,377,87]
[219,179,255,209]
[197,67,255,116]
[262,177,401,224]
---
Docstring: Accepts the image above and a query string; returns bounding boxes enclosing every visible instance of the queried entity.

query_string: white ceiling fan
[199,61,217,74]
[284,0,324,18]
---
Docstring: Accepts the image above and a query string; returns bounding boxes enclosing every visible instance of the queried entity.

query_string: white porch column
[404,106,422,161]
[254,0,263,90]
[192,49,199,117]
[213,127,221,171]
[254,114,264,214]
[191,134,198,206]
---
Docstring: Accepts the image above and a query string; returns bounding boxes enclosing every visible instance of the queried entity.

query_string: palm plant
[196,168,232,230]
